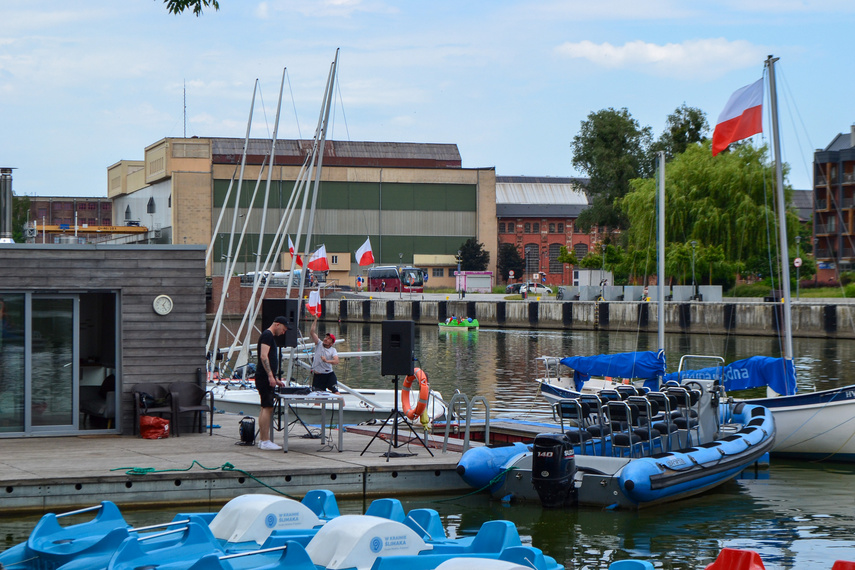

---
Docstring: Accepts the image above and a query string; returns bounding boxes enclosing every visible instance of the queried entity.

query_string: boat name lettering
[846,390,855,399]
[384,535,410,548]
[666,457,687,468]
[278,512,301,523]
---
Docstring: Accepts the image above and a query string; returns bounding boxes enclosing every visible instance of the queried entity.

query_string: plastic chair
[169,382,214,436]
[132,382,173,436]
[705,548,765,569]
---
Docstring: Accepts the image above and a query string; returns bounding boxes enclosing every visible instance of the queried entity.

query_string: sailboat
[205,51,447,426]
[735,57,855,462]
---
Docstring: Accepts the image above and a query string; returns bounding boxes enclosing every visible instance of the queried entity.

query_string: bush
[728,283,774,297]
[841,272,855,286]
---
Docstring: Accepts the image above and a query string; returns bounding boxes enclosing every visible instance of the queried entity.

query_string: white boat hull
[749,385,855,461]
[210,385,447,425]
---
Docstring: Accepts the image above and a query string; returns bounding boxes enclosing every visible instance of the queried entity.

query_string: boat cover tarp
[560,350,665,392]
[664,356,797,396]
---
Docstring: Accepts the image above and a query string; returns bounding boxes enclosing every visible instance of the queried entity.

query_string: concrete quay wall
[324,298,855,339]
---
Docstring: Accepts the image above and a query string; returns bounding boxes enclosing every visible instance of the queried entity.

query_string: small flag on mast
[712,78,763,156]
[308,245,330,272]
[355,237,375,266]
[288,236,303,267]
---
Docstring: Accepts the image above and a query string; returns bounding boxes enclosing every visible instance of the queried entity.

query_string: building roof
[791,188,813,222]
[495,176,589,205]
[210,138,462,169]
[824,131,854,152]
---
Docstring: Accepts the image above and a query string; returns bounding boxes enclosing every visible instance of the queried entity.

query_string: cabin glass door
[30,296,77,430]
[0,294,25,433]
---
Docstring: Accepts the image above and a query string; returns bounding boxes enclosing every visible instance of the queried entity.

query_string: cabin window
[146,198,156,214]
[558,223,564,233]
[549,223,556,233]
[330,255,338,265]
[507,222,515,233]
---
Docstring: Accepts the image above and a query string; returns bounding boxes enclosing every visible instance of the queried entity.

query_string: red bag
[140,415,170,439]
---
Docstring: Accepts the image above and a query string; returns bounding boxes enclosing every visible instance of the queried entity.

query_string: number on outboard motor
[531,433,577,508]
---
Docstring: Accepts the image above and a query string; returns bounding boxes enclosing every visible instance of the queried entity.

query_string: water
[4,324,855,568]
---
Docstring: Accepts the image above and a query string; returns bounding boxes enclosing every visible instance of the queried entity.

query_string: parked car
[521,282,552,295]
[505,283,523,294]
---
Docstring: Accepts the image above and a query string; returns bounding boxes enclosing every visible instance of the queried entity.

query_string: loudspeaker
[261,298,300,348]
[381,320,414,376]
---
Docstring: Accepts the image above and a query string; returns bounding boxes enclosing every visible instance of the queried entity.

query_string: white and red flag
[307,245,330,272]
[287,235,303,267]
[355,237,375,266]
[712,78,763,156]
[306,290,322,317]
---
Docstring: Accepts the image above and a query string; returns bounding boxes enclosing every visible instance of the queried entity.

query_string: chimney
[0,168,13,244]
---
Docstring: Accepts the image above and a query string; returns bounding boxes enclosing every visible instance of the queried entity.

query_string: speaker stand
[360,375,434,460]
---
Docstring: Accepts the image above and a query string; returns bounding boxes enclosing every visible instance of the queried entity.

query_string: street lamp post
[456,249,462,299]
[399,252,403,299]
[795,235,801,300]
[691,240,697,300]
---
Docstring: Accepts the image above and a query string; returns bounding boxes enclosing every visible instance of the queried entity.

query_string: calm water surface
[4,324,855,569]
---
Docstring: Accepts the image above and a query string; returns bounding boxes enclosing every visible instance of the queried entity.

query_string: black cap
[273,316,289,327]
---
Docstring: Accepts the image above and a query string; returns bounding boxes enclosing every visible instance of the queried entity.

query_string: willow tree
[620,141,797,281]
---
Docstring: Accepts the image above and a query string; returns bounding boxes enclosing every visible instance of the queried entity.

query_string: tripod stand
[360,374,434,460]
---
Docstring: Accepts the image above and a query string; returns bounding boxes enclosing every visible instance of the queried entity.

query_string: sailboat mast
[657,151,665,355]
[765,55,795,367]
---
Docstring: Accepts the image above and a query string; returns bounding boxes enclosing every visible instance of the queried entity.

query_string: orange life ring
[402,367,430,420]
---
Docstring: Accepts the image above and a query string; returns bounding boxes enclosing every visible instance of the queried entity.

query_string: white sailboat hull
[210,385,447,425]
[749,385,855,461]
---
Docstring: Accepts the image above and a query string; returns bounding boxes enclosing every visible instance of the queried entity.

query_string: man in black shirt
[255,316,289,450]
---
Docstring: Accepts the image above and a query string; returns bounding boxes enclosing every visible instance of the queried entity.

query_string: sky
[2,0,853,197]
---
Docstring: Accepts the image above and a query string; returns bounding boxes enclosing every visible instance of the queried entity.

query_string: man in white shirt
[309,315,340,393]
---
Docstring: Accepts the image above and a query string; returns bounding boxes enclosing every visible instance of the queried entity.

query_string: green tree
[571,108,652,232]
[620,141,797,281]
[459,237,490,271]
[12,195,30,243]
[163,0,219,16]
[650,104,709,161]
[497,243,525,282]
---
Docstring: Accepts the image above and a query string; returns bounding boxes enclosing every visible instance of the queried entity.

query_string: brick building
[814,126,855,284]
[496,176,593,286]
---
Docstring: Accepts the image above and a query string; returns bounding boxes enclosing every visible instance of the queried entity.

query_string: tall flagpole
[765,54,795,394]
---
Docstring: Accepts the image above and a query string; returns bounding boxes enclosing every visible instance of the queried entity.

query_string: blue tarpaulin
[664,356,796,396]
[560,350,666,392]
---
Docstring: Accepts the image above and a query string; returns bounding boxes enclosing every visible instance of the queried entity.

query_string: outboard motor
[531,433,577,508]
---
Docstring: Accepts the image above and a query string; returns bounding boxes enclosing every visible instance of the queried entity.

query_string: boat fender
[402,368,430,420]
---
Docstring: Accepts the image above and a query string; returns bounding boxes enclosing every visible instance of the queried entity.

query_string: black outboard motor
[531,433,577,508]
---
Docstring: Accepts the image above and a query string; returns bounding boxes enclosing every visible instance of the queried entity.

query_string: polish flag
[712,78,763,156]
[355,237,375,266]
[288,236,303,267]
[306,290,322,317]
[307,245,330,272]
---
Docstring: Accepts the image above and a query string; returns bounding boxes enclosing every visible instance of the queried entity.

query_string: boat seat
[364,498,406,522]
[666,387,700,447]
[616,385,640,400]
[626,396,664,455]
[645,392,681,452]
[553,399,595,455]
[607,400,657,458]
[404,509,448,543]
[705,547,765,569]
[579,394,611,456]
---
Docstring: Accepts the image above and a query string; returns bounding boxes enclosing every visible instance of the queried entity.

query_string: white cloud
[555,38,767,79]
[255,2,270,19]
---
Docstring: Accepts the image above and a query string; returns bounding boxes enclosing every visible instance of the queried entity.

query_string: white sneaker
[258,440,282,451]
